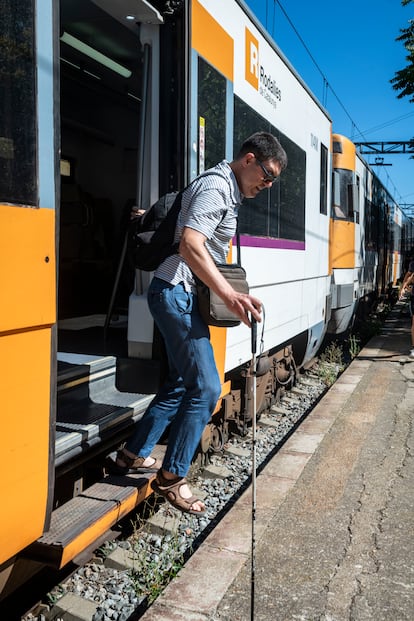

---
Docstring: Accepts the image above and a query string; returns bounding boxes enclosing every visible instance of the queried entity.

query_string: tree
[390,0,414,103]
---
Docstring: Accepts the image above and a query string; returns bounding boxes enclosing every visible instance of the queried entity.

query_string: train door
[58,0,165,356]
[0,0,58,573]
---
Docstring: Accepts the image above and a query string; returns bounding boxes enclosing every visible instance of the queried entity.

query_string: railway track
[12,360,334,621]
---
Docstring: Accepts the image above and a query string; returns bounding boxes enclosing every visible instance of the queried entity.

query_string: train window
[354,175,360,223]
[347,184,359,222]
[365,198,375,249]
[233,97,271,236]
[278,132,305,241]
[320,143,328,215]
[233,96,305,242]
[197,57,226,172]
[333,169,354,220]
[0,0,37,205]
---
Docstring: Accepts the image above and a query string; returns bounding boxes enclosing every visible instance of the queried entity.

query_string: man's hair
[236,131,288,170]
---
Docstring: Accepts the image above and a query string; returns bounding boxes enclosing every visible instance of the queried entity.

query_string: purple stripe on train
[234,235,305,250]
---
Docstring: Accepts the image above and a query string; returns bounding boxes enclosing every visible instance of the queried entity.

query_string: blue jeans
[125,278,222,477]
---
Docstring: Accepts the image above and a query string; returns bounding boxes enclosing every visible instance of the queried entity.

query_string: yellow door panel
[329,219,356,270]
[0,205,56,332]
[0,328,53,564]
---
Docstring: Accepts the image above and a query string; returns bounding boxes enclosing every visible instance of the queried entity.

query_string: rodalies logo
[245,27,282,108]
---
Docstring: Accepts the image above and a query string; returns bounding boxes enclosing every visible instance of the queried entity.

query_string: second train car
[329,133,411,334]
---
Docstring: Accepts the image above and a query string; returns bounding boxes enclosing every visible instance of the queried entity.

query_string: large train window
[0,0,37,205]
[332,169,355,220]
[198,57,226,171]
[233,96,305,242]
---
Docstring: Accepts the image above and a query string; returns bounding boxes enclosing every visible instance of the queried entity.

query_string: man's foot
[151,470,206,515]
[409,348,414,359]
[107,448,162,475]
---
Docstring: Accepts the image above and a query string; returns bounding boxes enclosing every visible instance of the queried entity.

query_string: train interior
[56,1,165,474]
[58,0,145,346]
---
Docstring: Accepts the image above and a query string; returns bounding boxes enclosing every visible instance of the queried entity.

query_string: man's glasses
[255,157,280,184]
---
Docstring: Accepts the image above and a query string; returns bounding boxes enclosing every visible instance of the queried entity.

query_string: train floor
[138,301,414,621]
[55,314,164,470]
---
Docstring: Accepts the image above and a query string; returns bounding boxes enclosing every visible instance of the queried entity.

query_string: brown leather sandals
[151,471,206,516]
[107,447,163,475]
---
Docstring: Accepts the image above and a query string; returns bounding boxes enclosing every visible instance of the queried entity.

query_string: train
[1,0,412,602]
[329,133,412,334]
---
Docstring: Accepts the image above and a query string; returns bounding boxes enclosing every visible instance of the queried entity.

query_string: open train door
[0,0,58,591]
[58,0,165,339]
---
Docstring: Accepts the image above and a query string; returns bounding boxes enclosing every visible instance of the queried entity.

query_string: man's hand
[222,290,262,327]
[130,206,146,219]
[179,227,262,328]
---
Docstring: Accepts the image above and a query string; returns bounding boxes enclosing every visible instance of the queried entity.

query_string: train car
[328,133,411,334]
[0,0,332,598]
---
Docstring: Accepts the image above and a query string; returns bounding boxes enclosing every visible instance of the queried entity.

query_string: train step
[56,353,161,467]
[26,446,165,569]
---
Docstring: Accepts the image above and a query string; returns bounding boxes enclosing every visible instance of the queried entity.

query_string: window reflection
[197,58,226,172]
[0,0,37,205]
[234,96,305,242]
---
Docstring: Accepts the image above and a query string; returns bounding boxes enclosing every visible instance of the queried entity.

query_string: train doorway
[58,0,150,354]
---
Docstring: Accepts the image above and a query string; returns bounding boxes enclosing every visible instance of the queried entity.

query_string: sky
[243,0,414,214]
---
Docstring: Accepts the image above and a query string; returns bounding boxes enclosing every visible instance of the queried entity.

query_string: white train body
[130,0,332,372]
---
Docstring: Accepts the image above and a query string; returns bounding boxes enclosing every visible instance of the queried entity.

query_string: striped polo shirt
[155,160,242,291]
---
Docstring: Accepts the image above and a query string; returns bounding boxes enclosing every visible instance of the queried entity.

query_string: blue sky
[243,0,414,213]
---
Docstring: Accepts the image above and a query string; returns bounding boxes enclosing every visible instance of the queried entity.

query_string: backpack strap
[201,170,241,266]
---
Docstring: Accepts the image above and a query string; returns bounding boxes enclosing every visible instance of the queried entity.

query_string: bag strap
[197,169,242,267]
[235,220,241,266]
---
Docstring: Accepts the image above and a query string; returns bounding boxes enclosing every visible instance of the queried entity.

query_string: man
[400,255,414,358]
[114,132,288,514]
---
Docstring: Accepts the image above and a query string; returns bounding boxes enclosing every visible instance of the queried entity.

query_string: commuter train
[329,133,411,334]
[0,0,412,600]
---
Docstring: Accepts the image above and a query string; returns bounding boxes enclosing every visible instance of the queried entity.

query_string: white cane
[250,315,258,621]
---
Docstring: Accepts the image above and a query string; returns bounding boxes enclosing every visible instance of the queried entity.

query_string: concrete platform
[140,304,414,620]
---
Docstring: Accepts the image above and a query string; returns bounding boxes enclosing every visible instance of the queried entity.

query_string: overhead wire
[273,0,367,140]
[360,111,414,135]
[266,0,411,209]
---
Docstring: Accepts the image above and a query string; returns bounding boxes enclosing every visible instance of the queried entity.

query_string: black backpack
[128,171,228,272]
[128,191,182,271]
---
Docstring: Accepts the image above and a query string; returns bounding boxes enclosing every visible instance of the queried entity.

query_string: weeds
[319,340,344,366]
[348,334,361,359]
[317,341,344,386]
[127,501,191,604]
